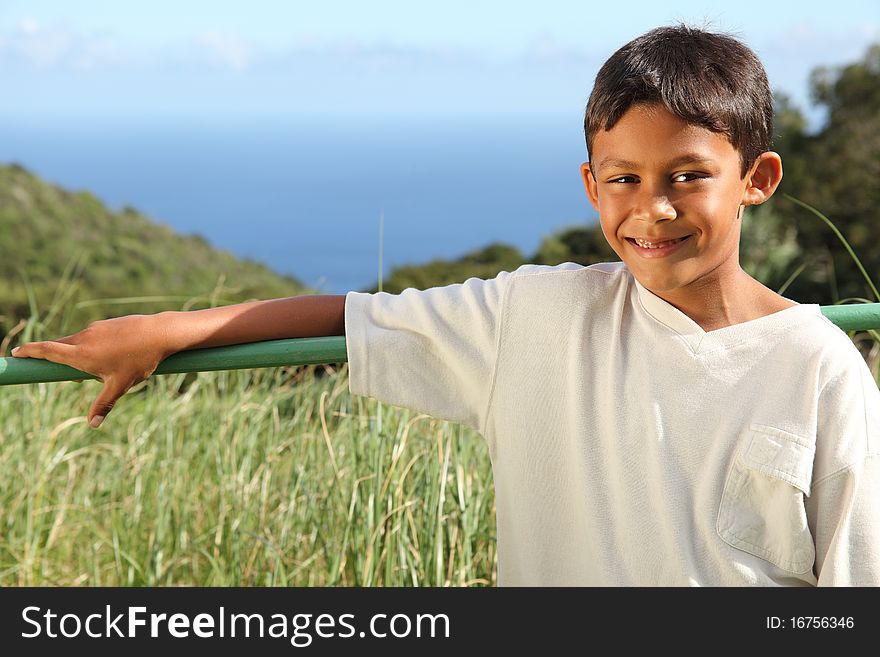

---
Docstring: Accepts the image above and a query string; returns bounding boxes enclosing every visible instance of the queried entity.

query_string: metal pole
[0,336,347,386]
[818,303,880,332]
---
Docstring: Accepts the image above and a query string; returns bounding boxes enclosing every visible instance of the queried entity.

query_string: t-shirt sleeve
[806,345,880,586]
[344,270,513,434]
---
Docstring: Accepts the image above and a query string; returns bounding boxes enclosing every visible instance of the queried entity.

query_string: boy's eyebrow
[596,154,718,172]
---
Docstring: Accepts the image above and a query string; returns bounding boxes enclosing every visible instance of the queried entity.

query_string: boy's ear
[741,151,783,206]
[581,162,600,211]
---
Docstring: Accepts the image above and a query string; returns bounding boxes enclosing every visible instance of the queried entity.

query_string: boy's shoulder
[505,260,630,293]
[497,261,631,310]
[504,260,638,304]
[508,260,625,279]
[784,303,869,364]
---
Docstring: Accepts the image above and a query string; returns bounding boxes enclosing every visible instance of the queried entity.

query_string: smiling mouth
[626,236,690,249]
[624,234,692,257]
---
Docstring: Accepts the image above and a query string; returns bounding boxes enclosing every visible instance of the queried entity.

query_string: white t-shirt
[344,261,880,586]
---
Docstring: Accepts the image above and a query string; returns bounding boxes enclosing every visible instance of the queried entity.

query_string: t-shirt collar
[632,275,705,337]
[631,272,821,353]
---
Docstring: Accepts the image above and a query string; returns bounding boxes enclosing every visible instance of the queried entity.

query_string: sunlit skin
[581,103,794,332]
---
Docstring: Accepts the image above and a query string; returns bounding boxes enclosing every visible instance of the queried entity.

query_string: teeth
[633,237,683,249]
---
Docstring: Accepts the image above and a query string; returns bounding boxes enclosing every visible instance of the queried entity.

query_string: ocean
[0,114,597,294]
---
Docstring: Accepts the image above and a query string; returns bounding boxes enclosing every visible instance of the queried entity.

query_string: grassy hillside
[0,163,310,340]
[0,164,497,587]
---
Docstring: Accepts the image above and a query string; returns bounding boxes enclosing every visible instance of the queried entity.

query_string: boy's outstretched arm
[11,295,346,428]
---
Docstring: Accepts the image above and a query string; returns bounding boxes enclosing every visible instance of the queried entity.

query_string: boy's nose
[632,192,676,223]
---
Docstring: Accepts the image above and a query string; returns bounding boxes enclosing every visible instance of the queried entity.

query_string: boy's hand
[11,314,173,429]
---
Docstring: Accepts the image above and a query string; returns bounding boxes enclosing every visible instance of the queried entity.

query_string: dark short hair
[584,25,773,177]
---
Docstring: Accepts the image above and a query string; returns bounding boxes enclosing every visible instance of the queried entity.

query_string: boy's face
[581,103,779,299]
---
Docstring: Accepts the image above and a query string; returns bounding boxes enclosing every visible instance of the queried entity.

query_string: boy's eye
[607,176,638,184]
[672,172,704,182]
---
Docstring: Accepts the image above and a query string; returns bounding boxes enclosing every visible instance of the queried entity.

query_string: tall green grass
[3,247,495,586]
[0,365,497,586]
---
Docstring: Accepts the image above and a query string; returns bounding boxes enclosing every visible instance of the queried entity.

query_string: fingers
[11,341,77,363]
[88,377,133,429]
[13,335,144,430]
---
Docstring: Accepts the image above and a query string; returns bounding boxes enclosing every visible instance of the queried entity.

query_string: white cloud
[19,17,39,35]
[759,22,879,62]
[521,33,591,65]
[1,19,127,70]
[13,28,72,68]
[193,32,251,71]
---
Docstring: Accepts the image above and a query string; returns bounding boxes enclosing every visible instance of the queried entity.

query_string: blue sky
[1,1,878,122]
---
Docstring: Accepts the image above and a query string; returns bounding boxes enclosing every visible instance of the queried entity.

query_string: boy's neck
[646,266,796,333]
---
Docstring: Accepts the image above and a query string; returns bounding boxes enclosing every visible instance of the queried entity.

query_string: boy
[12,25,880,586]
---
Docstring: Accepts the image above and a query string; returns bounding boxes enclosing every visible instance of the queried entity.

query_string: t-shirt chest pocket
[716,424,817,574]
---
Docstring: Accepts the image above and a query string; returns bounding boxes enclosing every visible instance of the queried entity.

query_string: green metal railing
[0,336,347,386]
[1,303,879,387]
